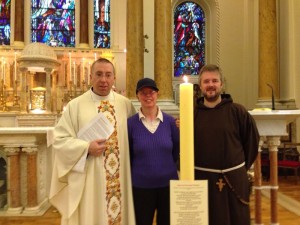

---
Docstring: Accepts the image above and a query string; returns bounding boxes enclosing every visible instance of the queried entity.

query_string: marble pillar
[154,0,173,100]
[14,0,24,46]
[3,146,22,213]
[45,68,52,112]
[52,71,58,113]
[22,146,38,209]
[258,0,279,101]
[29,72,34,94]
[79,0,89,48]
[19,68,28,113]
[126,0,144,99]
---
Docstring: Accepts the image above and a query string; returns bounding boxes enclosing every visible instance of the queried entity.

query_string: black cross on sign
[216,178,226,192]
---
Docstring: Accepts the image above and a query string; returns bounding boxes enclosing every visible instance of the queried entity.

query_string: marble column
[258,0,279,104]
[22,146,38,209]
[45,68,52,112]
[154,0,173,100]
[126,0,144,99]
[52,71,58,113]
[28,72,35,94]
[19,68,28,113]
[14,0,24,46]
[3,146,22,213]
[79,0,89,48]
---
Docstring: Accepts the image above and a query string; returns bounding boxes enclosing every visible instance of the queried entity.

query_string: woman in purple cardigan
[127,78,180,225]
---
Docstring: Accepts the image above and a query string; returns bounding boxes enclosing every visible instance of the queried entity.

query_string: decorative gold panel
[30,88,46,110]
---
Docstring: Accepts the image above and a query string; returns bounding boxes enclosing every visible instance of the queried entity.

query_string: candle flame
[183,75,188,83]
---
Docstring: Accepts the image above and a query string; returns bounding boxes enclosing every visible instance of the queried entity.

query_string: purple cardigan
[127,112,179,188]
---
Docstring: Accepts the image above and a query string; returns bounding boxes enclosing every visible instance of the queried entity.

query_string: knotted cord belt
[195,162,249,205]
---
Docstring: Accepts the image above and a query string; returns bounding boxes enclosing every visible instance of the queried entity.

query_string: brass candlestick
[13,80,20,106]
[68,81,74,101]
[0,79,7,111]
[81,80,86,93]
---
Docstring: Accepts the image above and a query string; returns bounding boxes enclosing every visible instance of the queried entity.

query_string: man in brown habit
[194,64,259,225]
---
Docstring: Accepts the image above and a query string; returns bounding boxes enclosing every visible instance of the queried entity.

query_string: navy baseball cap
[136,78,159,94]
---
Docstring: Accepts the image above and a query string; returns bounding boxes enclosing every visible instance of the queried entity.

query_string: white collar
[90,89,114,102]
[138,107,163,122]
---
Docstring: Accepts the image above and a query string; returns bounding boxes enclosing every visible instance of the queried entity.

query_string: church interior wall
[214,0,258,109]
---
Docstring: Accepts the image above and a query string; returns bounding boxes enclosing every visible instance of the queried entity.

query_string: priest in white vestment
[49,58,136,225]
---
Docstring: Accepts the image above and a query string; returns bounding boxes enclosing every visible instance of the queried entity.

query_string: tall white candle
[94,53,97,61]
[179,76,194,180]
[14,52,17,80]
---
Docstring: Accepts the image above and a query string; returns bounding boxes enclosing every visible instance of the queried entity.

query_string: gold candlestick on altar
[13,80,20,107]
[68,81,74,101]
[81,80,86,93]
[0,79,7,111]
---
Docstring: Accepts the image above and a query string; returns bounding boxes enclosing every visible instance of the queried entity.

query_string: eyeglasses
[139,90,157,96]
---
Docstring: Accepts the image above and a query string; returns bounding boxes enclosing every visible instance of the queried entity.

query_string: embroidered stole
[98,101,122,225]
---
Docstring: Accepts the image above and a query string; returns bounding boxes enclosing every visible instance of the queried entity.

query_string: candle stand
[67,81,75,101]
[13,80,20,107]
[81,80,86,94]
[0,79,7,111]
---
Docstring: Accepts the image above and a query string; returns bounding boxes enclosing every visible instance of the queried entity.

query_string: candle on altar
[73,62,76,85]
[1,57,4,83]
[69,52,72,82]
[82,58,85,82]
[3,61,5,84]
[94,53,97,61]
[1,57,3,81]
[88,62,91,85]
[179,75,194,180]
[14,52,17,80]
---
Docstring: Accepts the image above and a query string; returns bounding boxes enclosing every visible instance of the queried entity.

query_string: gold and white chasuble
[49,90,136,225]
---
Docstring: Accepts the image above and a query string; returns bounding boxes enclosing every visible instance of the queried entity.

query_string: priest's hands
[88,139,106,157]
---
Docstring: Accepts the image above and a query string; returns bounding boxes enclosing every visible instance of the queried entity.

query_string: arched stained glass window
[31,0,75,47]
[174,2,205,77]
[0,0,11,45]
[94,0,110,48]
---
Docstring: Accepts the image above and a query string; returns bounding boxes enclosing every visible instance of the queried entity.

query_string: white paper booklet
[73,112,114,173]
[77,112,114,141]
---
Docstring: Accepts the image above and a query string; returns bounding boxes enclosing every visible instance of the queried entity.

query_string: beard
[203,90,221,102]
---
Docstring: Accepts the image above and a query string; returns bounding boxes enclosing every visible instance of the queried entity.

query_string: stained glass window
[31,0,75,47]
[94,0,110,48]
[174,2,205,77]
[0,0,11,45]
